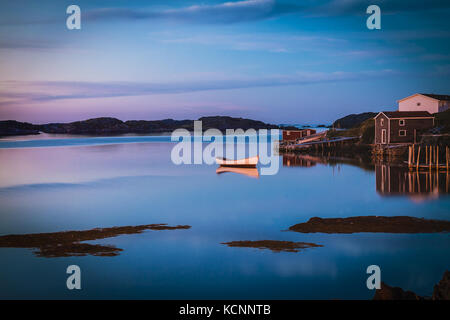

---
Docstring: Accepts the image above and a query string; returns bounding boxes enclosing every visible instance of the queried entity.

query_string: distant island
[0,116,298,136]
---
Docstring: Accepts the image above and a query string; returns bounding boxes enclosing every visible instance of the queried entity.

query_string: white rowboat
[215,156,259,167]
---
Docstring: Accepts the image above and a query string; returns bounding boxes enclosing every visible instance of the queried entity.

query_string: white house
[398,93,450,114]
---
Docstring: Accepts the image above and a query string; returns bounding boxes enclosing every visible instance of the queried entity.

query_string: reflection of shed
[282,129,316,142]
[374,111,434,145]
[375,164,448,199]
[282,154,316,167]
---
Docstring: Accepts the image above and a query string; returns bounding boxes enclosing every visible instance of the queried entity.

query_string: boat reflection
[216,166,259,178]
[376,164,449,201]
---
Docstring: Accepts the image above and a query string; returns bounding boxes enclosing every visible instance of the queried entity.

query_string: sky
[0,0,449,124]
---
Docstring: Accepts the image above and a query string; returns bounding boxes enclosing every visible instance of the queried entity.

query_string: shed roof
[376,111,433,119]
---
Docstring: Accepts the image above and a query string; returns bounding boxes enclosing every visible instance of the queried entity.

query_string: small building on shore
[398,93,450,114]
[374,111,434,145]
[282,129,316,143]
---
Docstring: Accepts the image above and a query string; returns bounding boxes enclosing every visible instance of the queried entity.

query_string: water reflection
[1,141,449,299]
[282,153,373,171]
[282,153,449,201]
[216,166,259,178]
[282,154,317,167]
[376,164,449,200]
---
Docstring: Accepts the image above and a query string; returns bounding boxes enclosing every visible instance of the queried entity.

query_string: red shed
[282,129,316,142]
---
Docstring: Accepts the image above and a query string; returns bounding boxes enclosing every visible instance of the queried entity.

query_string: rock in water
[373,282,422,300]
[433,270,450,300]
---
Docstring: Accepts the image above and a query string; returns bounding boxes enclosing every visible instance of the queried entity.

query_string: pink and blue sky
[0,0,449,124]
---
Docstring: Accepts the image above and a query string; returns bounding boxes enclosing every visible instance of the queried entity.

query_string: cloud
[84,0,302,24]
[2,0,450,28]
[0,0,302,26]
[2,0,449,27]
[158,32,345,53]
[84,0,450,24]
[0,70,396,105]
[0,38,60,50]
[311,0,450,16]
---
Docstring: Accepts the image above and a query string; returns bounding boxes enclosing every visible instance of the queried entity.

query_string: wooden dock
[280,135,359,152]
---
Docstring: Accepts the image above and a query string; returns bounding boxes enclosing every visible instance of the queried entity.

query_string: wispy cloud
[311,0,450,16]
[0,0,302,26]
[85,0,302,24]
[158,32,345,53]
[81,0,450,24]
[2,0,449,27]
[0,70,396,106]
[0,38,61,50]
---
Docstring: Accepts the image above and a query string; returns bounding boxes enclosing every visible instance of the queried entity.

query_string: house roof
[420,93,450,101]
[398,93,450,102]
[376,111,433,119]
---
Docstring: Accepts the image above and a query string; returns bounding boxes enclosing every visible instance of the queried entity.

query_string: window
[417,102,421,106]
[399,119,405,126]
[399,130,406,136]
[380,118,384,126]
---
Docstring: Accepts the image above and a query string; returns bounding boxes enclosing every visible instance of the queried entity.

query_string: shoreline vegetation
[0,116,297,136]
[2,110,449,168]
[0,224,191,258]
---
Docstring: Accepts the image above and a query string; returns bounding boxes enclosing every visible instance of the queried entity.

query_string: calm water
[0,135,449,299]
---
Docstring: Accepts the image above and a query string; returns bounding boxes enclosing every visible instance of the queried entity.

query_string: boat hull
[215,156,259,167]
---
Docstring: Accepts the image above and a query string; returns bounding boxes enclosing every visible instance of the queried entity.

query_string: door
[381,129,386,144]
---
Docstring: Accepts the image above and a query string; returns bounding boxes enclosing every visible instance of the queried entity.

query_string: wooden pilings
[408,144,449,171]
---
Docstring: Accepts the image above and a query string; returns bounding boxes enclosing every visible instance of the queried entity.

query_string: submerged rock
[373,271,450,300]
[289,216,450,234]
[373,282,423,300]
[222,240,322,253]
[0,224,191,258]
